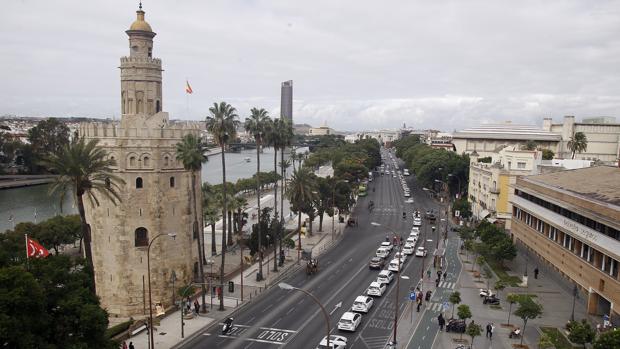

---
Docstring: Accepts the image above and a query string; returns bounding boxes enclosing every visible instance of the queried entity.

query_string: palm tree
[202,182,219,256]
[567,132,588,159]
[206,101,239,311]
[286,167,318,263]
[245,107,270,281]
[176,133,209,312]
[290,151,298,171]
[278,119,294,223]
[41,138,124,292]
[265,118,281,272]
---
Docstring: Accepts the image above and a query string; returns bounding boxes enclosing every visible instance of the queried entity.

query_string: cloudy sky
[1,0,619,131]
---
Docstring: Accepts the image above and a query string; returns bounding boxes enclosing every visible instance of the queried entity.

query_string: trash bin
[228,281,234,293]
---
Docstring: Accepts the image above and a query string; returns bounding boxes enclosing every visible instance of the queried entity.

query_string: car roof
[355,295,370,302]
[371,256,382,260]
[341,311,358,320]
[369,281,381,287]
[378,270,391,275]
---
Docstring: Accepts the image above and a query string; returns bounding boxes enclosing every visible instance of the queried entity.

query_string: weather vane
[139,1,142,10]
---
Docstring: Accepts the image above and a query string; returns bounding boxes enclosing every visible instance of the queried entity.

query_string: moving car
[368,257,385,269]
[404,192,410,198]
[394,251,407,263]
[316,335,348,349]
[410,226,420,233]
[351,295,374,313]
[366,281,387,297]
[413,217,422,226]
[402,244,415,255]
[380,241,393,252]
[405,198,414,204]
[377,270,394,284]
[406,237,417,246]
[415,247,427,257]
[387,259,401,272]
[376,247,390,259]
[337,312,362,332]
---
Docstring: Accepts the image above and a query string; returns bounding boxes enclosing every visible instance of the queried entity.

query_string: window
[563,234,572,249]
[163,156,169,167]
[170,177,175,188]
[129,156,136,167]
[148,47,152,58]
[548,227,557,241]
[143,156,150,167]
[517,162,526,169]
[156,100,160,113]
[135,227,148,247]
[136,177,143,189]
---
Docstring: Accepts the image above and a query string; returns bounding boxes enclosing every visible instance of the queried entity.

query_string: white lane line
[286,307,295,315]
[217,335,286,346]
[259,327,296,333]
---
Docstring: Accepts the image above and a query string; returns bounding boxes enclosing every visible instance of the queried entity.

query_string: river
[0,147,305,233]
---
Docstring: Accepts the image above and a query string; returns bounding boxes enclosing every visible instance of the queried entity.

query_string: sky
[1,0,619,132]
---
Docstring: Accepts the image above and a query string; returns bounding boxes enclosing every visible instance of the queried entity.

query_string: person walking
[490,323,495,339]
[534,267,539,279]
[128,342,135,349]
[193,299,200,315]
[486,323,492,339]
[438,313,445,331]
[121,341,128,349]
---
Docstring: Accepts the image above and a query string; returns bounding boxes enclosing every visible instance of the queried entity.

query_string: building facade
[543,115,620,163]
[510,167,620,320]
[281,80,293,122]
[79,7,200,321]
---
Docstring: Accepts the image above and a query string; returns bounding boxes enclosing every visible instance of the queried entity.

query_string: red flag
[26,237,50,258]
[185,80,193,94]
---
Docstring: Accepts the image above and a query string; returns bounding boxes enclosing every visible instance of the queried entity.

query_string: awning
[486,217,497,224]
[480,209,490,219]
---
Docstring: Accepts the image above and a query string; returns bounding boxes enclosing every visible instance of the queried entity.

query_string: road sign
[409,292,417,301]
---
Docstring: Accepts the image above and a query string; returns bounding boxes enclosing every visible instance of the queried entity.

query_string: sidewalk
[125,210,348,349]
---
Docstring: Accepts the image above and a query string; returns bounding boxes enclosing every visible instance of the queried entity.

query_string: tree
[27,118,70,173]
[35,214,81,255]
[542,149,554,160]
[206,101,239,311]
[452,197,472,219]
[521,140,538,151]
[466,322,482,348]
[494,280,506,299]
[245,107,270,280]
[514,297,543,345]
[457,304,472,340]
[202,182,220,256]
[40,138,123,292]
[176,133,209,312]
[568,132,588,159]
[593,328,620,349]
[506,293,520,325]
[567,319,596,348]
[277,119,294,222]
[449,291,461,318]
[287,167,318,263]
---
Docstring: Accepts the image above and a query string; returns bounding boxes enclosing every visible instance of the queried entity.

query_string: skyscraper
[281,80,293,122]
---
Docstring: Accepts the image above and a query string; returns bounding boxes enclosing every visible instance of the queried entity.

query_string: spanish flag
[185,80,193,94]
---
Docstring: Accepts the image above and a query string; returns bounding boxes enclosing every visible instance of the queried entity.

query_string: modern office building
[510,166,620,319]
[542,115,620,163]
[281,80,293,122]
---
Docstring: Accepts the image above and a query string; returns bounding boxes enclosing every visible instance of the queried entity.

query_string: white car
[415,247,427,257]
[338,311,362,332]
[404,192,410,198]
[479,289,495,297]
[376,247,390,259]
[316,335,348,349]
[351,295,374,313]
[406,237,417,246]
[405,198,414,204]
[387,258,402,272]
[380,241,393,252]
[366,281,387,297]
[410,226,419,233]
[394,251,407,263]
[413,218,422,226]
[377,270,394,284]
[409,232,419,240]
[402,244,415,255]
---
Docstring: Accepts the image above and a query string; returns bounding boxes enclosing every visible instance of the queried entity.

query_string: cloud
[1,0,619,131]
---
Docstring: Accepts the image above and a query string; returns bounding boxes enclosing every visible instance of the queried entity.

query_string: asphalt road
[180,148,440,349]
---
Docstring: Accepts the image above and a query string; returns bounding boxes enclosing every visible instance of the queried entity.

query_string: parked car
[402,244,415,255]
[413,218,422,226]
[366,282,387,297]
[351,295,374,313]
[377,270,394,284]
[406,237,417,246]
[380,241,393,252]
[415,247,427,257]
[337,312,362,332]
[479,289,495,297]
[405,198,414,204]
[368,257,385,269]
[483,295,500,305]
[316,335,348,349]
[394,251,407,263]
[410,226,420,233]
[404,192,410,197]
[387,259,402,273]
[446,319,466,333]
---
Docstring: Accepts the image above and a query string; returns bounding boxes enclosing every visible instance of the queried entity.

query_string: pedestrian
[416,302,422,312]
[438,313,445,331]
[128,342,135,349]
[490,323,495,339]
[435,278,440,287]
[193,299,200,314]
[443,272,447,281]
[427,270,431,279]
[437,270,442,279]
[121,341,128,349]
[534,267,539,279]
[486,323,492,338]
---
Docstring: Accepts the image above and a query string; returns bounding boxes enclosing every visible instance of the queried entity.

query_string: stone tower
[79,5,201,322]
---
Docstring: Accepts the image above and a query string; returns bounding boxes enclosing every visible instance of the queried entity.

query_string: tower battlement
[79,121,200,140]
[120,56,161,65]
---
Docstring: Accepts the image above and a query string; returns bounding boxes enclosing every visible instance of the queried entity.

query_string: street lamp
[279,283,331,347]
[147,232,176,349]
[571,284,579,321]
[390,236,410,346]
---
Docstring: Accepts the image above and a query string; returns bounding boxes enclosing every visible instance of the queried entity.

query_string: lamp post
[147,232,177,349]
[391,236,410,346]
[206,259,214,309]
[279,283,331,347]
[571,284,578,321]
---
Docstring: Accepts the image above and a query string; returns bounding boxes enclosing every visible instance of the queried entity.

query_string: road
[180,148,441,349]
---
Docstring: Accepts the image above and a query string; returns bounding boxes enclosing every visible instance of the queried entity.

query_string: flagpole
[25,233,30,270]
[186,77,190,117]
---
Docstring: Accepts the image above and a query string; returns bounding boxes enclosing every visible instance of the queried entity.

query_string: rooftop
[453,123,561,141]
[522,166,620,206]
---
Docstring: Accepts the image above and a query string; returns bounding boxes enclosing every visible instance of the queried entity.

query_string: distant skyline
[1,1,619,131]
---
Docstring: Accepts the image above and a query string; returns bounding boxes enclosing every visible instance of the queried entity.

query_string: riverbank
[0,175,56,189]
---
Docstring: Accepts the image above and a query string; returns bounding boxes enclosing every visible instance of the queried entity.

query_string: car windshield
[340,319,352,324]
[353,301,364,307]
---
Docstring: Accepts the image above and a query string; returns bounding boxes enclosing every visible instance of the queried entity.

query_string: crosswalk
[360,335,391,349]
[427,302,448,313]
[437,281,455,289]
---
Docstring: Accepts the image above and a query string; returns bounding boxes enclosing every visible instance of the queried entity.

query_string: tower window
[143,156,150,167]
[135,227,148,247]
[136,177,143,189]
[148,47,152,58]
[163,156,169,167]
[170,177,175,188]
[156,100,160,113]
[129,156,136,167]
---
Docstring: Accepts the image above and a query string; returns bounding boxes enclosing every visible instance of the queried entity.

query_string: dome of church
[129,10,152,32]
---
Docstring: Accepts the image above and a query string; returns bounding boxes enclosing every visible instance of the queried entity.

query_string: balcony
[490,187,500,194]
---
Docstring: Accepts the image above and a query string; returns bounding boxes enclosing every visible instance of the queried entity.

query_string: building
[78,6,200,321]
[543,115,620,163]
[468,147,541,228]
[358,129,401,146]
[452,123,561,157]
[510,167,620,319]
[308,123,332,136]
[280,80,293,122]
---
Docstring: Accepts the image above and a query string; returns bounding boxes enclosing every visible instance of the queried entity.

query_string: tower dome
[129,3,153,32]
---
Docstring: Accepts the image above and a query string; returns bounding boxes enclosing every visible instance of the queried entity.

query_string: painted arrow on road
[330,302,342,315]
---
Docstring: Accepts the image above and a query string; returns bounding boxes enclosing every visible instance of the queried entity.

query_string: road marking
[286,307,295,315]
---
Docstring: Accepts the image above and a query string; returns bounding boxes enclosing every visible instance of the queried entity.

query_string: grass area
[540,327,575,349]
[486,258,522,286]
